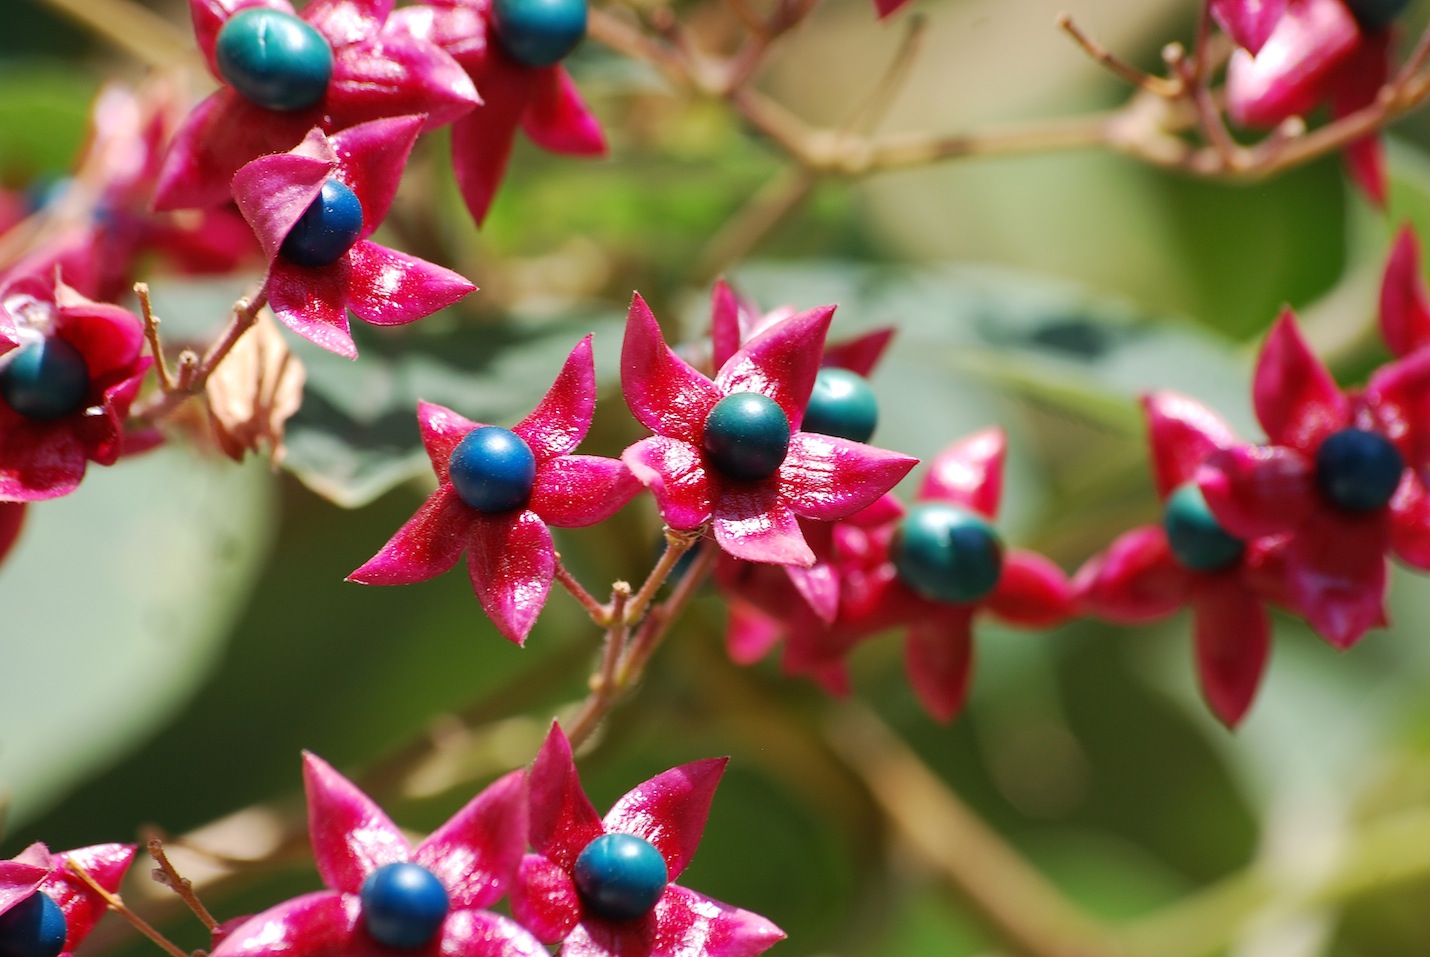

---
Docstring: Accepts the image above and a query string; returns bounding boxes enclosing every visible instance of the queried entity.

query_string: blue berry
[0,338,90,421]
[892,503,1003,604]
[1163,483,1243,572]
[1315,428,1404,512]
[359,863,449,949]
[1343,0,1411,30]
[448,426,537,512]
[802,367,878,443]
[0,893,67,957]
[573,833,668,922]
[702,392,791,481]
[491,0,588,68]
[215,8,333,111]
[280,179,364,267]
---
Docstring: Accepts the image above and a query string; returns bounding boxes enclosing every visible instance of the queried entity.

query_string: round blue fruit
[359,863,449,949]
[702,392,791,481]
[573,833,669,922]
[892,503,1004,604]
[215,8,333,111]
[1163,482,1243,572]
[280,179,364,268]
[0,893,67,957]
[1343,0,1411,30]
[491,0,588,68]
[802,367,878,443]
[0,338,90,421]
[1315,428,1404,512]
[448,426,538,512]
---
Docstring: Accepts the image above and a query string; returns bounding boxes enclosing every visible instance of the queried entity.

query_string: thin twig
[566,583,631,748]
[1057,12,1181,98]
[66,860,193,957]
[30,0,199,69]
[841,13,930,139]
[144,837,219,931]
[616,541,715,685]
[131,287,268,424]
[134,284,174,394]
[694,165,816,282]
[623,526,703,626]
[554,555,610,625]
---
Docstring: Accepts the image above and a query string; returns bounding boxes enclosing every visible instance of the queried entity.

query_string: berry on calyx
[491,0,588,68]
[1343,0,1411,30]
[0,892,68,957]
[1163,482,1243,572]
[215,8,333,112]
[0,338,90,421]
[359,863,449,949]
[1314,428,1403,512]
[573,833,668,922]
[802,367,878,443]
[448,426,538,512]
[702,392,791,481]
[280,179,364,268]
[892,503,1003,604]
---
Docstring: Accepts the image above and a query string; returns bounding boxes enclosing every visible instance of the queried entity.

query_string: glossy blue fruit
[360,863,449,949]
[280,179,364,267]
[702,392,791,481]
[0,893,67,957]
[573,833,668,922]
[892,503,1003,604]
[449,426,537,512]
[1344,0,1411,29]
[215,8,333,111]
[1315,428,1404,512]
[491,0,588,68]
[0,338,90,421]
[802,367,878,443]
[1163,482,1243,572]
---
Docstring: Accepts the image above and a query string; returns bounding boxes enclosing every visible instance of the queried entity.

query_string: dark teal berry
[802,367,878,443]
[448,426,537,512]
[1163,482,1243,572]
[573,833,668,922]
[702,392,791,481]
[892,503,1003,604]
[1315,428,1404,512]
[0,893,67,957]
[1343,0,1410,30]
[491,0,588,68]
[216,8,333,111]
[0,338,90,421]
[359,863,449,949]
[280,179,364,267]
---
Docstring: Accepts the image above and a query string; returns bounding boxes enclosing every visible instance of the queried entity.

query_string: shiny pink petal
[1142,391,1236,498]
[191,0,292,71]
[1253,311,1350,452]
[513,336,596,462]
[917,428,1003,516]
[1391,472,1430,570]
[710,279,743,371]
[343,242,475,327]
[44,844,136,949]
[386,0,486,62]
[510,854,580,945]
[1225,0,1360,127]
[1210,0,1290,54]
[780,432,917,521]
[713,486,813,566]
[0,502,24,568]
[823,327,894,377]
[1364,347,1430,469]
[0,418,88,502]
[715,305,834,430]
[527,724,605,869]
[873,0,912,18]
[347,485,471,585]
[622,436,712,531]
[726,599,784,664]
[466,509,555,644]
[448,55,530,225]
[439,910,547,957]
[414,769,526,911]
[208,892,373,957]
[268,260,357,359]
[1073,526,1191,623]
[1329,31,1390,207]
[1381,226,1430,357]
[527,455,640,527]
[326,32,478,131]
[904,607,976,722]
[0,861,46,916]
[232,141,334,261]
[1197,445,1319,539]
[604,758,726,881]
[418,401,481,481]
[1191,578,1270,728]
[302,0,393,45]
[328,116,423,233]
[565,884,785,957]
[54,301,145,384]
[986,549,1073,628]
[84,367,150,467]
[1284,511,1391,649]
[784,555,838,624]
[521,66,606,156]
[622,294,721,440]
[303,752,409,893]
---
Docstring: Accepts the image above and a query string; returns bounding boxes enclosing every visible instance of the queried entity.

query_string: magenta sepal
[1211,0,1292,54]
[350,338,639,644]
[1225,0,1360,128]
[513,725,785,957]
[1381,225,1430,357]
[0,843,136,957]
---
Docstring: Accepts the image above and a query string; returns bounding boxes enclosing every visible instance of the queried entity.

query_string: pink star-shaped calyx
[620,292,917,567]
[231,115,475,359]
[0,842,136,957]
[1379,224,1430,357]
[349,336,640,644]
[510,724,785,957]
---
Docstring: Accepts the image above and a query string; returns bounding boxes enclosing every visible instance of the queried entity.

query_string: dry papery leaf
[206,309,305,466]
